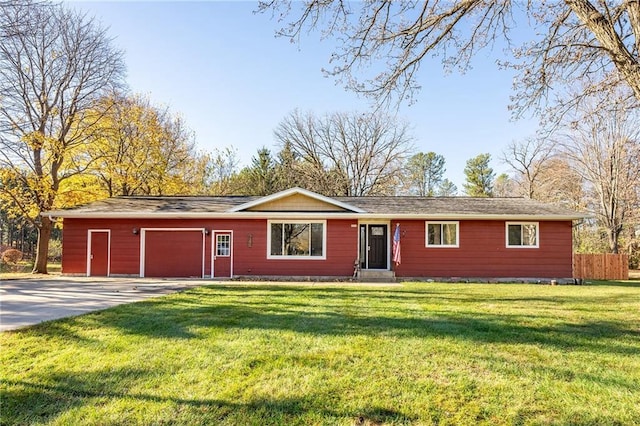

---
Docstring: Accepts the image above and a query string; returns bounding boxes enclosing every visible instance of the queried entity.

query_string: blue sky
[70,1,539,190]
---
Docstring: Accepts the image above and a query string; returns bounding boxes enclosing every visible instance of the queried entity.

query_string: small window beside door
[216,234,231,256]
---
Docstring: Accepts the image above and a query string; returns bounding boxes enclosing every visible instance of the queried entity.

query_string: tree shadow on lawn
[91,286,640,357]
[8,319,99,344]
[11,285,638,356]
[1,370,413,425]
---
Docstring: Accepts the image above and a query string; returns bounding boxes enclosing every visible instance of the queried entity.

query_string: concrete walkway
[0,276,205,332]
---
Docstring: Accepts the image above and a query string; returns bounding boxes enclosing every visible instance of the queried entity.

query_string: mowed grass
[1,282,639,425]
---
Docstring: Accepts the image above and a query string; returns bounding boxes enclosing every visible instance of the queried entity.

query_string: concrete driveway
[0,276,205,332]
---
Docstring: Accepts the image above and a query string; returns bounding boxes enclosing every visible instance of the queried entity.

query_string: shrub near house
[1,248,23,272]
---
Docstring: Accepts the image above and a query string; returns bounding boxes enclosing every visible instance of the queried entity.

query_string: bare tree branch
[0,0,125,273]
[501,137,556,199]
[259,1,640,122]
[555,96,640,253]
[273,110,413,196]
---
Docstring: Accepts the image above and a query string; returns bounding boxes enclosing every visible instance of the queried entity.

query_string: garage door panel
[144,230,203,277]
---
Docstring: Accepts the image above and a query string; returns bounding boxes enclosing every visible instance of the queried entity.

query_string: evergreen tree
[275,141,302,191]
[405,152,445,196]
[437,179,458,196]
[463,153,495,197]
[245,147,277,195]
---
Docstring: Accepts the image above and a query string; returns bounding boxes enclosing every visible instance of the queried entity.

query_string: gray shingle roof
[339,196,580,217]
[48,193,585,220]
[55,196,259,214]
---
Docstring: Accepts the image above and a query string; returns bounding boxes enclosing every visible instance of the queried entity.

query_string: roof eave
[45,211,588,221]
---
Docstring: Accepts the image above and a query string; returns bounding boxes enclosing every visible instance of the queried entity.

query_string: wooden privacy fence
[573,254,629,280]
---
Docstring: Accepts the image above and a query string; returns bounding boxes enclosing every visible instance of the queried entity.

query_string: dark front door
[367,225,387,269]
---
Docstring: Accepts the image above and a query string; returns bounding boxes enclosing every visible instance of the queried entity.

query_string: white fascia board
[45,211,587,221]
[228,187,366,213]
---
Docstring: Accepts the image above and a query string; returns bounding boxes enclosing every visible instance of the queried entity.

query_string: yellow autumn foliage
[83,93,208,197]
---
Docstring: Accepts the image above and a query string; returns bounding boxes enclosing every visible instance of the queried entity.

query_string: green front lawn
[2,282,639,425]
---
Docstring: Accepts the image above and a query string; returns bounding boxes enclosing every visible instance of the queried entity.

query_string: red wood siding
[392,220,573,278]
[63,219,143,275]
[61,218,572,278]
[228,219,358,277]
[61,218,358,277]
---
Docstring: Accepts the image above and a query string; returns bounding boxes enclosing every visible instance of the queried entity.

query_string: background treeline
[2,97,638,267]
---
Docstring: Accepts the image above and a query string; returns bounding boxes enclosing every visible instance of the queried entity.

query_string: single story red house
[48,187,585,280]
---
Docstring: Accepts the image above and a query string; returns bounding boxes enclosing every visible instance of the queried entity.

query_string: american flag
[392,224,401,266]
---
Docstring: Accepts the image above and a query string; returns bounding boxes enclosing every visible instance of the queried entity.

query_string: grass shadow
[1,369,414,425]
[82,285,640,357]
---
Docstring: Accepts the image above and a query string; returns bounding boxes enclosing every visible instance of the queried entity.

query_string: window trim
[216,234,231,257]
[505,222,539,248]
[267,219,327,260]
[425,221,460,248]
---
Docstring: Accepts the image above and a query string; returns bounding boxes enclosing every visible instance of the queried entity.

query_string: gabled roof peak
[229,187,365,213]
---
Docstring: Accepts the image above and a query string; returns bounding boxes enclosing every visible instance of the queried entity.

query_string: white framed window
[216,234,230,257]
[267,220,326,259]
[506,222,539,248]
[426,221,459,247]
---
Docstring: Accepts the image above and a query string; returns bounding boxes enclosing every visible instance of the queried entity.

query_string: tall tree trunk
[32,215,51,274]
[566,0,640,100]
[608,229,619,254]
[607,223,623,254]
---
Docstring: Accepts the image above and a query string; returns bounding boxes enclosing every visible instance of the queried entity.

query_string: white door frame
[211,230,234,278]
[357,221,391,270]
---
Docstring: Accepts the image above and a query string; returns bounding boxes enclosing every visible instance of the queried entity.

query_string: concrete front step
[358,270,396,282]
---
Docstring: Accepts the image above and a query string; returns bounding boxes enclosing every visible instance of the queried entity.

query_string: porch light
[132,228,139,235]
